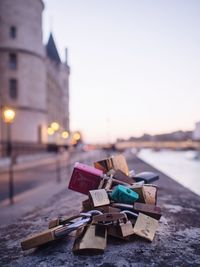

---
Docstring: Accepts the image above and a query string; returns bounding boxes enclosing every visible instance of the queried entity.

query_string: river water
[138,149,200,196]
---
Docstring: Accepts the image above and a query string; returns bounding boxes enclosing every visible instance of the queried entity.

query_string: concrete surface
[0,154,200,267]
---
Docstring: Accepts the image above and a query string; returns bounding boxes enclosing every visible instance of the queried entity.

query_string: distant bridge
[114,140,200,151]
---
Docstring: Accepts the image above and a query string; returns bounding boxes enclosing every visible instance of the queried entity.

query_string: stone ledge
[1,156,200,267]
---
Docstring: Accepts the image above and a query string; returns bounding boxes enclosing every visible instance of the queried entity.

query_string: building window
[9,53,17,69]
[9,79,18,99]
[10,26,17,39]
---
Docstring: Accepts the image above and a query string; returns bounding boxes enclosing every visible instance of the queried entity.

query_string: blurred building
[193,121,200,141]
[0,0,70,155]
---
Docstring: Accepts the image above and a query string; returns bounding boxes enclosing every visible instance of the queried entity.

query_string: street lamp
[2,107,16,204]
[73,132,81,141]
[2,107,16,156]
[51,122,60,132]
[47,127,54,136]
[61,131,69,139]
[3,108,15,123]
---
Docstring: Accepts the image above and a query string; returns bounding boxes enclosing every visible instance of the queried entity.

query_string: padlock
[94,158,113,173]
[94,154,129,175]
[113,169,135,185]
[21,227,59,250]
[133,203,162,220]
[97,205,121,214]
[134,172,159,184]
[119,220,134,237]
[73,224,107,254]
[112,155,129,175]
[68,162,103,195]
[143,185,157,205]
[133,213,159,241]
[21,217,91,250]
[111,185,139,204]
[89,189,110,207]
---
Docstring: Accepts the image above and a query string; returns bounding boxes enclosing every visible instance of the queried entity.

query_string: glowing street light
[61,131,69,139]
[3,108,16,123]
[47,127,54,135]
[73,132,81,141]
[51,122,60,131]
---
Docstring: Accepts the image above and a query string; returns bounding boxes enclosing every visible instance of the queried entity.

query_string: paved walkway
[0,154,200,266]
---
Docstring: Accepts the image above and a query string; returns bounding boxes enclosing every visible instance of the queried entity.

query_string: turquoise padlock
[111,185,139,204]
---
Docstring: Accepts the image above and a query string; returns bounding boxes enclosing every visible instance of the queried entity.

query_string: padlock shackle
[120,210,138,219]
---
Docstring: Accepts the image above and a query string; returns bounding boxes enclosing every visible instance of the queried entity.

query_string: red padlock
[68,162,103,195]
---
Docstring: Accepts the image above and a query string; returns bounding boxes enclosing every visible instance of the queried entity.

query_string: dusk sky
[43,0,200,143]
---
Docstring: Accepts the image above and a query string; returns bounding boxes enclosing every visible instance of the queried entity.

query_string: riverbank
[0,154,200,266]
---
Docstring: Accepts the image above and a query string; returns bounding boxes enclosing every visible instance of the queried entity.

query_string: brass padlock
[21,225,63,250]
[143,185,157,205]
[133,213,159,241]
[89,189,110,207]
[73,224,107,255]
[119,220,135,237]
[94,154,129,175]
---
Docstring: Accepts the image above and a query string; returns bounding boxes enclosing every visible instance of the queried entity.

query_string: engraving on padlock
[73,224,107,254]
[89,189,110,207]
[143,185,157,205]
[111,185,139,204]
[133,203,162,220]
[133,213,159,241]
[68,162,103,195]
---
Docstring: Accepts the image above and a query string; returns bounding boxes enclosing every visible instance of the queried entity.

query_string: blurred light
[51,122,60,131]
[71,139,77,145]
[47,127,54,135]
[62,131,69,139]
[3,108,16,123]
[73,132,81,141]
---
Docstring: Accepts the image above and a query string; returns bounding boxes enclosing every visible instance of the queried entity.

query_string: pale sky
[43,0,200,143]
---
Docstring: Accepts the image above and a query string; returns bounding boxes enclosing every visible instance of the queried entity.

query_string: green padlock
[111,185,139,204]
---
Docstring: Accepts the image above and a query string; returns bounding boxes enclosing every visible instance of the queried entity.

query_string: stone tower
[0,0,47,151]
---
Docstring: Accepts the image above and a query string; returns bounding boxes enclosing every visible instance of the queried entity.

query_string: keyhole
[127,189,131,194]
